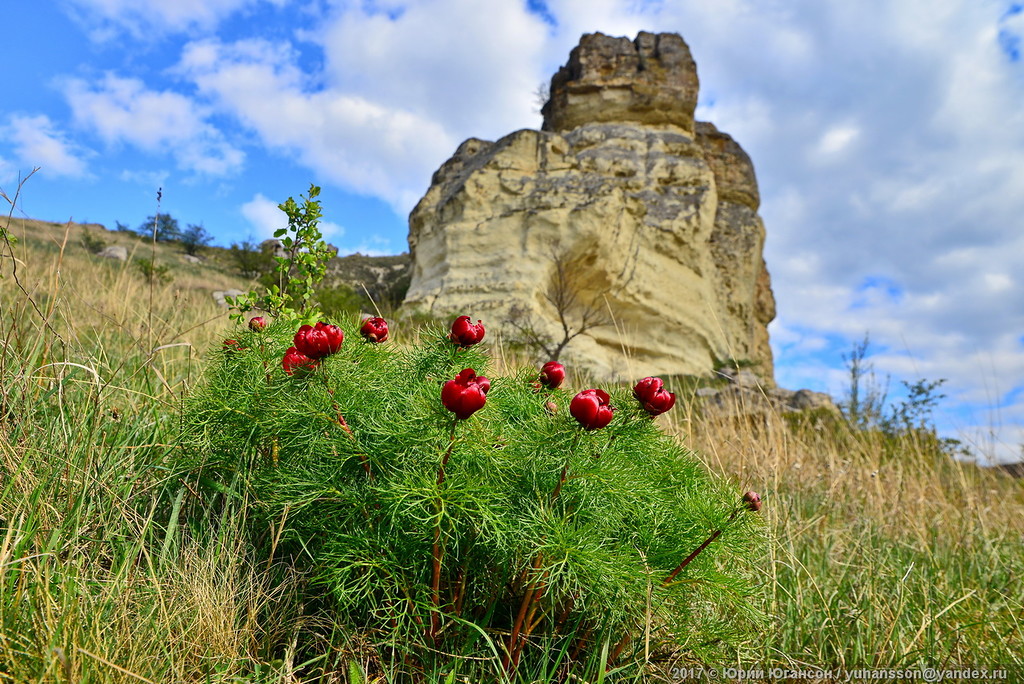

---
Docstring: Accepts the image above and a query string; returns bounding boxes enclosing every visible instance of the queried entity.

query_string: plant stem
[504,552,544,673]
[662,507,743,587]
[429,418,459,644]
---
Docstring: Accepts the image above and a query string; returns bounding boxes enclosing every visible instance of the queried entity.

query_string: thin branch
[0,168,66,345]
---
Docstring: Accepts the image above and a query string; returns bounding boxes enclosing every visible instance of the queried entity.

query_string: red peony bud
[293,321,344,359]
[538,361,566,390]
[282,346,319,375]
[441,368,490,419]
[570,388,614,430]
[743,490,762,512]
[248,316,267,332]
[449,315,485,347]
[633,376,676,416]
[360,316,389,343]
[222,339,245,353]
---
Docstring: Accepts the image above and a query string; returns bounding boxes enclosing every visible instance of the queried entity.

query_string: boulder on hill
[97,245,128,262]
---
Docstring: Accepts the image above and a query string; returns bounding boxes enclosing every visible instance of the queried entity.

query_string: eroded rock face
[542,31,700,135]
[404,31,776,383]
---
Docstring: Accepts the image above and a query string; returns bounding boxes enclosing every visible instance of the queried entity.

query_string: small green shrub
[134,257,171,284]
[80,228,107,254]
[179,316,767,679]
[315,282,367,319]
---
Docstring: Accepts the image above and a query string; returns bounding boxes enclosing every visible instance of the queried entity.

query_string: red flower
[293,322,344,359]
[570,389,614,430]
[222,339,245,353]
[248,316,267,332]
[743,491,762,512]
[538,361,565,390]
[282,346,319,376]
[441,368,490,419]
[360,316,389,343]
[633,376,676,416]
[449,315,485,347]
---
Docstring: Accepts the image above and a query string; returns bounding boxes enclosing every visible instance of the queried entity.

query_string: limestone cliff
[404,31,776,382]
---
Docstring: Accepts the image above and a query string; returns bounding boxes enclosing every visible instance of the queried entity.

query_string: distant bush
[80,228,107,254]
[229,239,273,278]
[137,214,181,242]
[315,282,366,319]
[180,224,213,256]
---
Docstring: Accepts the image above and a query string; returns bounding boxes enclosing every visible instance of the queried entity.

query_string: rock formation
[404,31,776,382]
[696,367,836,420]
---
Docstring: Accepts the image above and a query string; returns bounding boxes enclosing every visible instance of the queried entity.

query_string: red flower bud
[570,389,614,430]
[441,368,490,419]
[633,376,676,416]
[222,339,245,353]
[743,491,762,512]
[538,361,565,390]
[360,316,389,343]
[449,315,485,347]
[293,321,344,359]
[282,346,319,375]
[248,316,267,332]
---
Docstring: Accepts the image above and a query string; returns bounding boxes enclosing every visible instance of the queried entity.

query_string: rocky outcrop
[325,252,412,308]
[695,367,837,419]
[404,31,776,382]
[542,32,699,134]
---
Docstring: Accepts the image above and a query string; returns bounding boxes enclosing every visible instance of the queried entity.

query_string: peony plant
[179,313,766,679]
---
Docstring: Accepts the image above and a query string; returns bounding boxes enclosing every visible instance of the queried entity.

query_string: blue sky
[3,0,1023,463]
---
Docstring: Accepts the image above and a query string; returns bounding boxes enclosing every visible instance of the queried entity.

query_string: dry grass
[2,212,1022,681]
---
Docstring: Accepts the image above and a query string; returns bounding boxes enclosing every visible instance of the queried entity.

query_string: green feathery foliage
[178,316,767,678]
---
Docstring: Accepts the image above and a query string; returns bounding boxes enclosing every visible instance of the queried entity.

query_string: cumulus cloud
[1,114,91,179]
[241,192,343,242]
[177,38,456,212]
[63,73,244,176]
[316,0,548,138]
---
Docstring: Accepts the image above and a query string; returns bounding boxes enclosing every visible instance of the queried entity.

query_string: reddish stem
[452,562,468,617]
[608,630,634,666]
[663,529,722,587]
[662,507,742,587]
[549,463,569,503]
[428,418,459,644]
[504,553,544,672]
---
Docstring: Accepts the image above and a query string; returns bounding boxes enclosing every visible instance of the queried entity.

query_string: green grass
[2,213,1022,682]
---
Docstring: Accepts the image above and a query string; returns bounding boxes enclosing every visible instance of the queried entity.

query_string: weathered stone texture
[404,32,776,383]
[542,31,700,134]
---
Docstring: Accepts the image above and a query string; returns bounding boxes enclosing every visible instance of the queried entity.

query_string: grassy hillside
[1,214,1021,682]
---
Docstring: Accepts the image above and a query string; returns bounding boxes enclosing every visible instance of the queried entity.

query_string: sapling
[226,184,334,325]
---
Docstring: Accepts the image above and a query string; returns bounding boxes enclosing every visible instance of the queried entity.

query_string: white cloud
[177,38,457,213]
[241,193,286,241]
[0,156,16,186]
[815,125,860,156]
[241,192,343,242]
[2,114,91,179]
[317,0,548,138]
[64,0,285,39]
[64,73,244,176]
